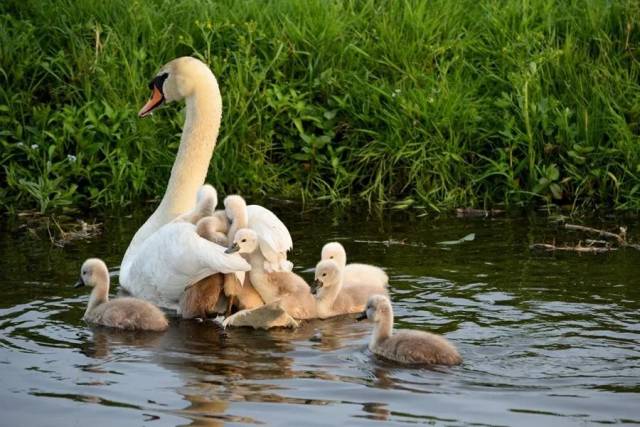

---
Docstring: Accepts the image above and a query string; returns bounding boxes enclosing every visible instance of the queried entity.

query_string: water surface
[1,206,639,426]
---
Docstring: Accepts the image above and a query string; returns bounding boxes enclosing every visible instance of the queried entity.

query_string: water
[1,206,639,426]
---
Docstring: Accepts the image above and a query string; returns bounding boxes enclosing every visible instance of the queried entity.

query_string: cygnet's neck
[315,273,344,315]
[228,207,248,240]
[85,272,110,318]
[246,250,279,303]
[371,310,393,349]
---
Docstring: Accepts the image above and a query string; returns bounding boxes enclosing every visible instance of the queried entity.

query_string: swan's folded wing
[120,222,249,307]
[247,204,293,271]
[190,231,250,274]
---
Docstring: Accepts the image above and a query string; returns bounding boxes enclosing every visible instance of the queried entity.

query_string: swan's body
[121,221,249,309]
[313,260,387,319]
[120,58,250,307]
[227,229,316,320]
[76,259,168,331]
[321,242,388,289]
[359,295,462,366]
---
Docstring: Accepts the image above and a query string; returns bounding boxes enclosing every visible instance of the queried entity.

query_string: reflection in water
[1,208,640,426]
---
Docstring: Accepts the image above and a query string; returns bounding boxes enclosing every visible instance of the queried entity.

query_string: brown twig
[532,222,638,254]
[563,224,626,245]
[530,243,616,254]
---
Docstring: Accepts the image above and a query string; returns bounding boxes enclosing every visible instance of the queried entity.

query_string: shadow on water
[1,204,639,426]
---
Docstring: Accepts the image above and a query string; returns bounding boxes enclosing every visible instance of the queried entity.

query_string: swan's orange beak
[138,86,165,118]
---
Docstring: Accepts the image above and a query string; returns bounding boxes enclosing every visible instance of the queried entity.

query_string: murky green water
[1,206,639,426]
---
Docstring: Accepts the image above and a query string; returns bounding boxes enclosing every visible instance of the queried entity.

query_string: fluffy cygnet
[75,258,168,331]
[313,259,387,319]
[196,216,229,246]
[357,295,461,366]
[223,273,264,314]
[179,273,224,319]
[226,228,316,320]
[173,184,218,224]
[321,242,388,289]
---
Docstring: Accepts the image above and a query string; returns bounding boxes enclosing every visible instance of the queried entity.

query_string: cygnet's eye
[329,256,334,259]
[241,239,247,243]
[322,273,327,277]
[82,270,87,275]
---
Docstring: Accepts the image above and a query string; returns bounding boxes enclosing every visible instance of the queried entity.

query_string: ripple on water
[1,212,640,426]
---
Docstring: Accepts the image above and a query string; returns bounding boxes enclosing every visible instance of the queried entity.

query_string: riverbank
[1,0,638,213]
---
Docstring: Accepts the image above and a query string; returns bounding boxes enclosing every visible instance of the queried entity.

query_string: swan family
[73,57,461,366]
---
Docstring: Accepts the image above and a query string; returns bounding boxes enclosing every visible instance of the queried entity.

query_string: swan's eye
[322,273,327,277]
[329,256,334,259]
[241,239,247,243]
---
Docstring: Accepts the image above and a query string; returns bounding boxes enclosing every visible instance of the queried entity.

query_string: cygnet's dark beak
[225,242,240,254]
[73,276,85,288]
[310,278,322,295]
[356,311,367,321]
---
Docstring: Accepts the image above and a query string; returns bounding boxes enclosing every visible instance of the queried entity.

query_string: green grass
[1,0,639,214]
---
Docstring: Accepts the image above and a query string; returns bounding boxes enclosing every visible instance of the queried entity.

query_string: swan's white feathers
[246,204,293,272]
[120,222,250,308]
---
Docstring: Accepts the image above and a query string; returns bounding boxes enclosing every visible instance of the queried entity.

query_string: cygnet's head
[357,295,392,322]
[224,195,247,220]
[138,56,215,117]
[75,258,109,289]
[225,228,258,254]
[196,184,218,213]
[321,242,347,268]
[196,217,227,244]
[312,260,341,295]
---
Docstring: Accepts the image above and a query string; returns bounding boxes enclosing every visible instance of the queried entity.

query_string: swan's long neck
[315,273,343,315]
[122,74,222,267]
[85,275,110,318]
[160,81,221,220]
[371,309,393,349]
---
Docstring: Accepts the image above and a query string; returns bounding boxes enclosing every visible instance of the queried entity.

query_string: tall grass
[1,0,639,213]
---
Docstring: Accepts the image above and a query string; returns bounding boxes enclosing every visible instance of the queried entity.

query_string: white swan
[312,259,387,319]
[119,57,249,308]
[357,295,462,366]
[75,259,168,331]
[321,242,388,288]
